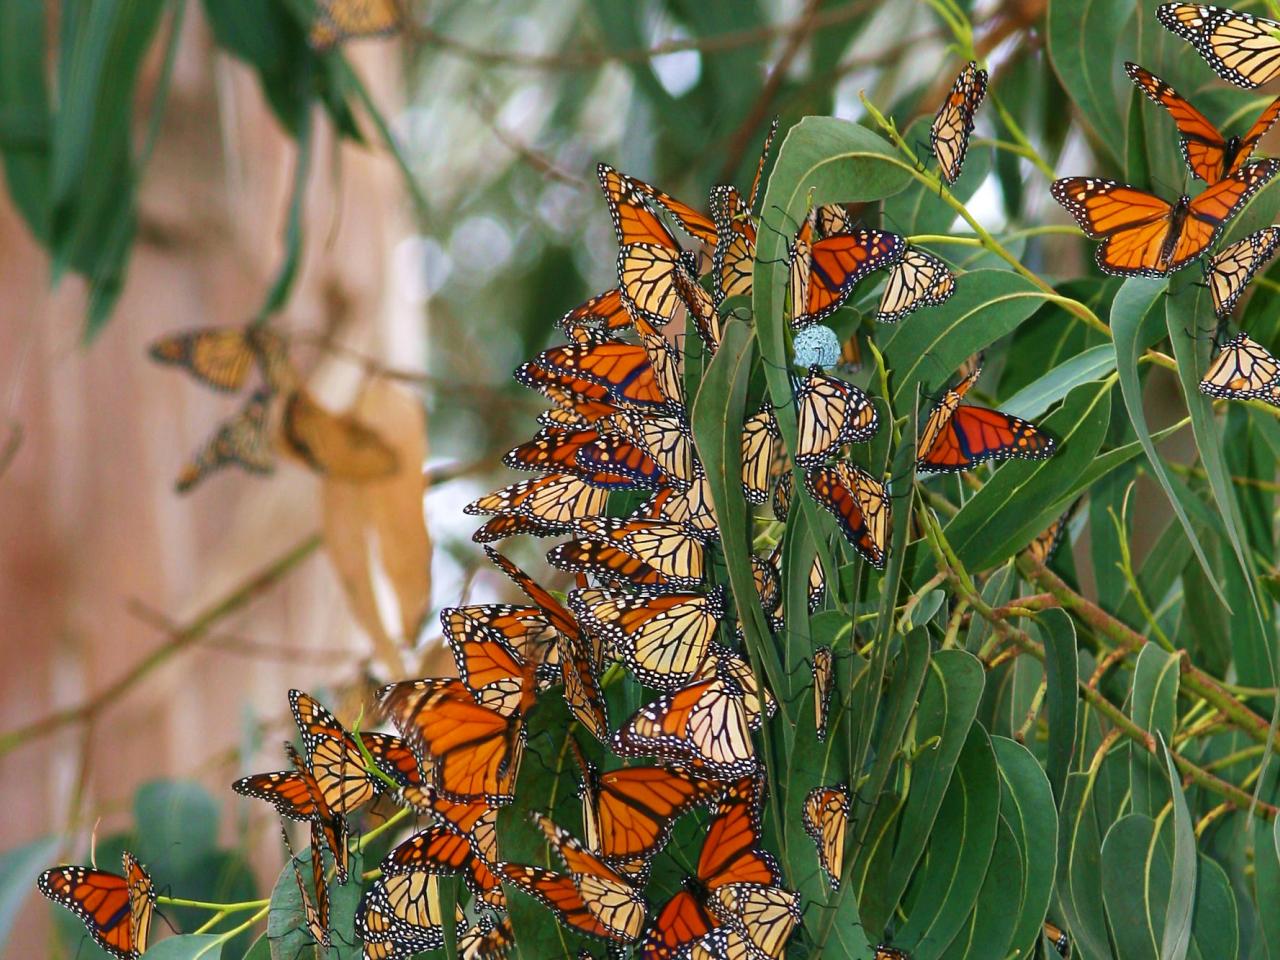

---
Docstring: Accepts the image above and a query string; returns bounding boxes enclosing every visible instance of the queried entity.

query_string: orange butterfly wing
[1126,62,1228,182]
[39,866,140,959]
[383,823,505,909]
[796,230,904,327]
[919,403,1055,472]
[231,770,317,821]
[500,865,619,940]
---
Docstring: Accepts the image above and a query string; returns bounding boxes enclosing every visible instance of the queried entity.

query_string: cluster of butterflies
[1047,5,1280,404]
[148,324,400,493]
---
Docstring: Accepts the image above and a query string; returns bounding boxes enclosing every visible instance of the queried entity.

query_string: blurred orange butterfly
[38,852,155,960]
[1126,61,1280,184]
[1051,161,1278,276]
[310,0,403,50]
[281,387,399,481]
[916,367,1055,473]
[175,388,275,493]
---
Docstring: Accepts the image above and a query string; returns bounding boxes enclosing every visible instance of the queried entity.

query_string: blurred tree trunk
[0,14,417,955]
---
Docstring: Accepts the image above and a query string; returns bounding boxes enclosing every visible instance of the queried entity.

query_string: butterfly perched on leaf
[279,820,332,947]
[570,586,724,690]
[916,367,1055,473]
[356,871,467,956]
[1050,161,1278,277]
[310,0,404,50]
[788,212,905,329]
[813,645,834,740]
[804,461,891,569]
[1043,919,1071,957]
[803,784,851,890]
[1125,61,1280,184]
[931,60,988,184]
[38,852,155,960]
[1205,227,1280,317]
[1199,331,1280,403]
[281,387,400,481]
[175,388,275,493]
[1158,3,1280,88]
[792,367,879,466]
[876,247,955,323]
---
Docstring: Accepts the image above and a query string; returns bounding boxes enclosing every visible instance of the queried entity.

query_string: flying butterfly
[1205,227,1280,317]
[917,367,1055,472]
[38,852,155,960]
[1198,331,1280,403]
[570,586,724,690]
[1158,3,1280,88]
[379,670,534,805]
[876,247,956,323]
[813,646,834,741]
[281,387,399,481]
[148,326,288,393]
[175,388,275,493]
[788,212,906,329]
[1125,61,1280,184]
[792,367,880,466]
[931,60,988,184]
[805,462,891,569]
[803,785,851,890]
[310,0,404,49]
[1050,161,1279,277]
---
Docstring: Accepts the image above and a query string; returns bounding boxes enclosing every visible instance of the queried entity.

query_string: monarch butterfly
[535,388,621,430]
[705,881,801,960]
[610,411,695,484]
[515,361,616,413]
[813,646,834,741]
[613,668,758,778]
[931,61,988,184]
[279,820,331,947]
[1158,3,1280,88]
[560,288,646,337]
[442,608,536,716]
[703,647,777,730]
[310,0,403,49]
[671,266,723,355]
[465,473,611,541]
[502,428,635,488]
[569,739,723,878]
[1198,331,1280,402]
[599,164,704,329]
[1050,162,1278,276]
[751,550,784,633]
[232,769,320,821]
[1205,227,1280,317]
[788,213,906,329]
[741,407,783,504]
[876,247,956,323]
[917,367,1056,472]
[535,814,649,941]
[148,326,287,393]
[382,818,506,910]
[284,741,351,884]
[393,783,500,874]
[875,947,912,960]
[530,336,682,410]
[458,914,515,960]
[356,872,464,955]
[379,673,533,805]
[793,367,880,466]
[1024,508,1073,567]
[710,185,757,306]
[804,462,891,569]
[570,517,706,588]
[38,852,155,960]
[1043,919,1071,957]
[569,587,724,689]
[1125,62,1280,185]
[639,469,720,539]
[639,776,782,958]
[175,388,275,493]
[281,387,399,481]
[482,546,581,642]
[290,690,419,815]
[706,122,779,306]
[444,603,561,684]
[772,469,793,522]
[557,628,612,742]
[500,864,627,942]
[803,784,851,890]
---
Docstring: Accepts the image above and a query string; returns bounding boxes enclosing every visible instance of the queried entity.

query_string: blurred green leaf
[134,780,220,873]
[0,836,59,955]
[0,0,51,242]
[1047,0,1134,165]
[143,935,223,959]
